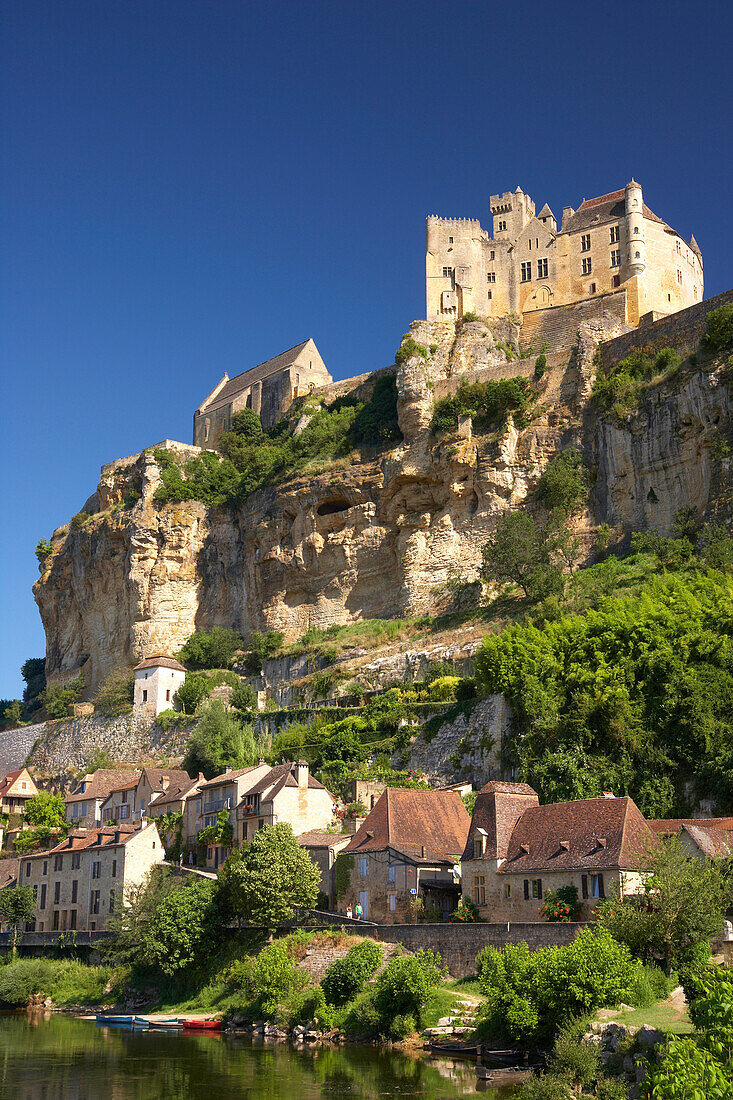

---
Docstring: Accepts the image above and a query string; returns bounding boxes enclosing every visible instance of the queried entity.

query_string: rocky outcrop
[405,695,511,785]
[34,316,733,693]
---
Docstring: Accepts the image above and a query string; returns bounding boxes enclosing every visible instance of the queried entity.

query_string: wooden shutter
[537,879,543,900]
[598,874,605,898]
[524,879,530,899]
[581,875,588,898]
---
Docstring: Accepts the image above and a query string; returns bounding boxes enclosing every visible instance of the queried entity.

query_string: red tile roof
[648,817,733,835]
[498,796,653,874]
[65,770,141,805]
[345,788,470,864]
[0,770,35,798]
[297,830,350,849]
[149,776,202,809]
[23,822,156,859]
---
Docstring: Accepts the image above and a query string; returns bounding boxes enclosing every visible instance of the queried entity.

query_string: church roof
[198,340,317,414]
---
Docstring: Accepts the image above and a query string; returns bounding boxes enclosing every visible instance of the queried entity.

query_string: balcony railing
[203,797,232,814]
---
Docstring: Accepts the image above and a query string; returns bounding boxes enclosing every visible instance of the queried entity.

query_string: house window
[112,860,117,879]
[388,865,396,883]
[448,236,453,243]
[442,267,453,279]
[473,875,486,906]
[92,861,101,880]
[69,910,77,930]
[486,272,495,283]
[610,226,619,243]
[70,852,80,869]
[582,258,592,275]
[591,874,605,898]
[120,805,129,820]
[487,291,492,300]
[53,855,63,872]
[610,250,620,267]
[524,879,543,900]
[142,690,148,702]
[581,234,591,252]
[90,890,100,915]
[25,861,31,878]
[490,250,495,260]
[504,884,511,899]
[54,882,60,904]
[81,802,87,817]
[71,880,78,903]
[43,861,47,876]
[389,894,396,913]
[473,837,484,859]
[537,258,548,279]
[612,275,620,288]
[589,283,596,293]
[521,262,532,282]
[109,890,116,914]
[166,690,171,702]
[52,911,60,931]
[359,857,368,878]
[39,884,47,910]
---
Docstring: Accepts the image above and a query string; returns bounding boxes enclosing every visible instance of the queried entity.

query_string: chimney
[295,760,309,789]
[601,792,615,799]
[561,205,575,229]
[224,766,232,774]
[161,776,170,790]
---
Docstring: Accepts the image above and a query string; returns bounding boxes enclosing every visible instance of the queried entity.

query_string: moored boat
[148,1018,183,1029]
[96,1015,135,1028]
[181,1018,222,1030]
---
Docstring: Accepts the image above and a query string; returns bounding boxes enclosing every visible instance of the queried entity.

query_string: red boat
[181,1018,222,1030]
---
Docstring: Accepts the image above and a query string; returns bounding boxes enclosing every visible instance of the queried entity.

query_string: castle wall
[598,288,733,372]
[520,291,629,357]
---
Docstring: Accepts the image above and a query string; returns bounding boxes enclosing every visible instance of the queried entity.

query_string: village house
[342,788,470,923]
[132,655,186,717]
[135,767,196,819]
[297,829,352,910]
[64,770,141,828]
[192,763,272,868]
[461,782,652,921]
[100,779,139,825]
[146,772,206,851]
[0,769,38,818]
[19,822,163,933]
[649,817,733,861]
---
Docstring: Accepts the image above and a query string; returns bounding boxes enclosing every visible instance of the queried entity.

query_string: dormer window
[559,840,570,852]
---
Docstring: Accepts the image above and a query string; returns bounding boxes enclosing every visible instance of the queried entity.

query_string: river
[0,1014,518,1100]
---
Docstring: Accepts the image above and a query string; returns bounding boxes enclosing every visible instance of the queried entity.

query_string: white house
[133,655,186,716]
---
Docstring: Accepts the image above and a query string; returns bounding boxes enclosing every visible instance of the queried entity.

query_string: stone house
[427,180,703,328]
[461,782,651,921]
[146,772,206,850]
[192,764,272,869]
[0,769,38,818]
[19,822,163,933]
[345,779,388,813]
[135,768,196,819]
[100,779,139,825]
[342,788,470,923]
[133,655,186,717]
[193,338,332,445]
[649,817,733,861]
[297,829,352,910]
[64,770,141,829]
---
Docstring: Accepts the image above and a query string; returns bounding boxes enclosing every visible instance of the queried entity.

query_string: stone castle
[426,180,703,329]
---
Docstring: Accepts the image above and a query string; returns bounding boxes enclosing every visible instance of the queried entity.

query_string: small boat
[133,1017,151,1029]
[148,1018,183,1029]
[181,1018,222,1030]
[96,1015,135,1028]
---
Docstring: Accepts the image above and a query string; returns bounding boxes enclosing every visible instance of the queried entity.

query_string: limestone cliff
[35,309,732,693]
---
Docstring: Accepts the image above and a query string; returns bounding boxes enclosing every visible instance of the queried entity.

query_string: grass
[597,997,692,1036]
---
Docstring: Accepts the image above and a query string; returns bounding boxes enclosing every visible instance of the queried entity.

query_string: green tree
[0,885,36,956]
[173,672,212,715]
[25,791,65,829]
[21,658,46,708]
[536,449,591,516]
[704,302,733,353]
[142,879,220,974]
[598,835,730,973]
[230,408,264,438]
[217,822,320,926]
[243,630,284,673]
[93,668,134,716]
[102,866,182,968]
[42,675,84,719]
[178,627,244,670]
[34,539,53,568]
[480,511,564,600]
[231,680,257,712]
[3,701,24,726]
[182,699,262,778]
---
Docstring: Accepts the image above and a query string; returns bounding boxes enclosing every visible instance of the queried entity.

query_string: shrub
[395,337,428,365]
[230,408,263,438]
[322,939,383,1006]
[35,538,53,567]
[154,708,181,732]
[0,959,60,1005]
[461,311,480,324]
[540,885,581,923]
[70,512,91,530]
[182,698,264,777]
[536,449,591,515]
[456,677,477,702]
[705,302,733,352]
[231,680,257,712]
[629,962,671,1008]
[375,954,430,1021]
[431,377,529,434]
[534,352,548,379]
[426,675,461,701]
[592,346,682,418]
[349,375,401,447]
[43,675,84,719]
[548,1017,600,1087]
[173,672,212,715]
[93,668,134,716]
[243,629,284,673]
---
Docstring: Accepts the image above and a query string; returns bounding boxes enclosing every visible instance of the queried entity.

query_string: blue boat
[95,1015,150,1030]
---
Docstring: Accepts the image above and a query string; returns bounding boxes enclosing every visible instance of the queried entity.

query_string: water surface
[0,1014,516,1100]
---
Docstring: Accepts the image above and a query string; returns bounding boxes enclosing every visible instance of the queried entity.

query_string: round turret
[624,179,646,277]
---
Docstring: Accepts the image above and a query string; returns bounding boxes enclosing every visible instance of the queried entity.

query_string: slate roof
[133,655,186,672]
[297,830,350,849]
[0,769,35,798]
[23,822,152,859]
[498,796,653,875]
[345,788,470,864]
[65,770,141,805]
[682,823,733,858]
[560,189,670,235]
[149,776,202,809]
[200,341,315,413]
[537,203,555,220]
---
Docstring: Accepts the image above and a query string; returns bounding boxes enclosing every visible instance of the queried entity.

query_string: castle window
[537,258,548,279]
[634,226,639,234]
[448,236,453,243]
[610,250,620,267]
[694,286,698,300]
[610,226,619,243]
[582,258,592,275]
[142,690,147,703]
[528,239,531,250]
[581,233,591,252]
[521,262,532,282]
[486,272,495,283]
[613,275,620,288]
[677,269,683,283]
[498,220,507,232]
[635,251,640,259]
[487,291,492,300]
[490,250,495,260]
[589,282,596,293]
[676,240,681,254]
[442,266,454,279]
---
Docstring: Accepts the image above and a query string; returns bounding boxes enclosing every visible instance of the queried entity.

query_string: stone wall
[0,725,45,776]
[19,714,188,777]
[519,291,630,357]
[599,288,733,372]
[374,920,587,978]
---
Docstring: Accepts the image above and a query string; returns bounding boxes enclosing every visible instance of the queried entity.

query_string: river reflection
[0,1013,517,1100]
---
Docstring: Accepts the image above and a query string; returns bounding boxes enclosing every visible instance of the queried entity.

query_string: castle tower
[624,179,647,278]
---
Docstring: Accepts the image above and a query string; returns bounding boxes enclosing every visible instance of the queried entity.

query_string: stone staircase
[423,999,479,1039]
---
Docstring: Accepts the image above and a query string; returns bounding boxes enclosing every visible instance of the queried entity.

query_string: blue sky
[1,0,731,698]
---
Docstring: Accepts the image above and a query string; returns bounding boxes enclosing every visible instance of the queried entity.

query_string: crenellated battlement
[427,216,483,227]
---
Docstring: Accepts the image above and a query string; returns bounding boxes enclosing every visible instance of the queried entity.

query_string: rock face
[34,316,733,693]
